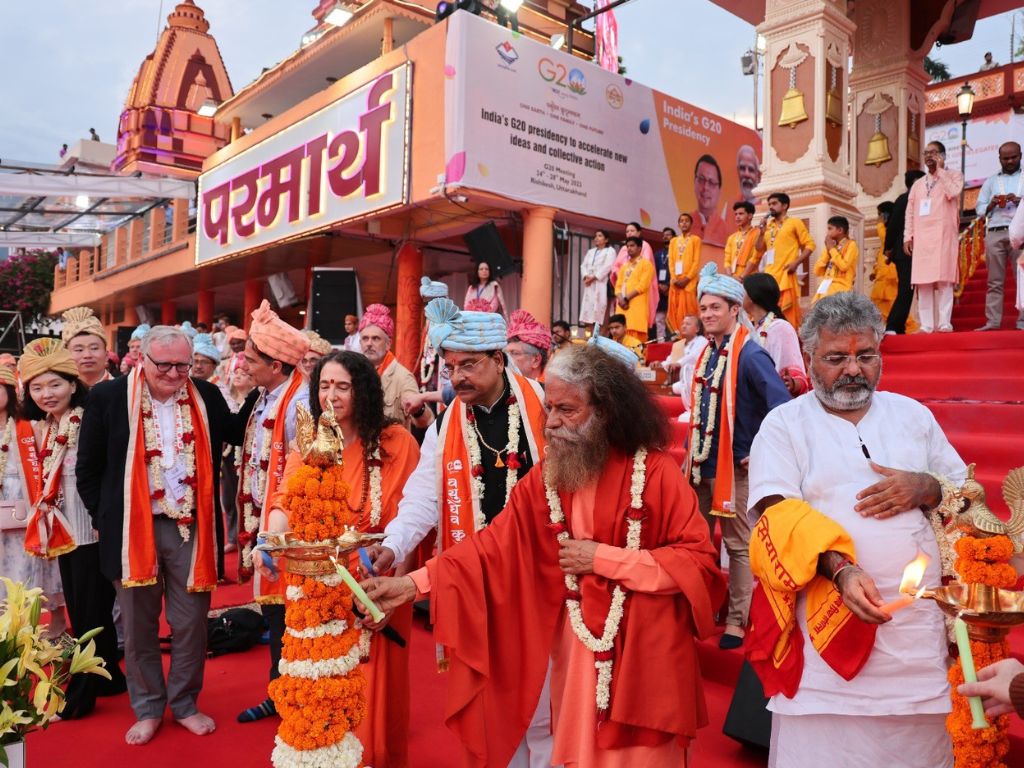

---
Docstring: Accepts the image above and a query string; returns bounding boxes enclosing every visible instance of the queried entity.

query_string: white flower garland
[277,641,362,679]
[688,342,731,485]
[546,447,647,719]
[272,732,362,768]
[0,417,13,492]
[463,399,522,531]
[41,407,83,480]
[756,312,776,344]
[285,619,349,639]
[367,446,383,529]
[140,386,197,543]
[240,391,290,569]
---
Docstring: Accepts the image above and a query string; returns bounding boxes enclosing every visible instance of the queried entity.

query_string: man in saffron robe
[747,292,966,768]
[724,201,759,277]
[754,192,815,326]
[666,213,702,336]
[368,298,550,767]
[614,236,655,344]
[609,222,658,332]
[364,341,725,767]
[235,301,310,724]
[685,263,790,650]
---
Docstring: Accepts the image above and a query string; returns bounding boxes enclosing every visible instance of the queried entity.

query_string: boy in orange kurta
[666,213,702,336]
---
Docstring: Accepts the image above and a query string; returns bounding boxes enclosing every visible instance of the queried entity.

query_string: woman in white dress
[0,366,65,633]
[463,261,508,319]
[578,229,617,333]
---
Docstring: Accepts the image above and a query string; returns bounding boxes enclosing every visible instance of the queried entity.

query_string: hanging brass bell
[825,90,843,126]
[907,131,920,162]
[778,88,809,128]
[865,130,892,166]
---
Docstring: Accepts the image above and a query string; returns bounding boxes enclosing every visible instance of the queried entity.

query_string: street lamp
[956,81,975,215]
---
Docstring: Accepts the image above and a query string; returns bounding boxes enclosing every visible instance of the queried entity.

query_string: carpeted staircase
[951,257,1021,331]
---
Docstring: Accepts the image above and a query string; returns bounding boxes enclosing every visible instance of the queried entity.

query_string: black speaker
[464,222,517,277]
[310,268,361,345]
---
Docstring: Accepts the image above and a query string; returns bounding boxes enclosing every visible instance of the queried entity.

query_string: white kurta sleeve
[747,404,805,523]
[382,424,440,563]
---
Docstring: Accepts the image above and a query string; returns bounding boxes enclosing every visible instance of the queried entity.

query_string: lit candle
[879,551,930,615]
[953,617,990,730]
[330,555,385,623]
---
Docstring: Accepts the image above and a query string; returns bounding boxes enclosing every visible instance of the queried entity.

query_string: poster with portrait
[443,12,762,245]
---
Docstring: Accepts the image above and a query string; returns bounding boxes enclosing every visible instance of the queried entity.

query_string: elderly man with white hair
[746,292,967,768]
[363,340,724,767]
[77,325,249,746]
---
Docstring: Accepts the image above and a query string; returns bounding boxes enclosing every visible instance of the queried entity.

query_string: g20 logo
[538,58,587,95]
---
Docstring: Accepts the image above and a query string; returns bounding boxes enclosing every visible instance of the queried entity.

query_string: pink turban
[507,310,552,351]
[359,304,394,338]
[248,300,309,366]
[226,325,248,342]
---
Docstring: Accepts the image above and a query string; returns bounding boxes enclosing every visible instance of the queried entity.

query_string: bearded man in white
[747,292,967,768]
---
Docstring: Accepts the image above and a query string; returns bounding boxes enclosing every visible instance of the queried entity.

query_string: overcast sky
[1,1,1019,164]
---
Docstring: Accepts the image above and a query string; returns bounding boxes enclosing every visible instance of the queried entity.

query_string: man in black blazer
[77,325,250,746]
[884,169,926,334]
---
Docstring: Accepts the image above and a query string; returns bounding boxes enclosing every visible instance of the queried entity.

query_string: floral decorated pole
[262,404,384,768]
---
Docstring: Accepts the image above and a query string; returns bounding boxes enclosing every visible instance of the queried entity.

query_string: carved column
[757,0,862,299]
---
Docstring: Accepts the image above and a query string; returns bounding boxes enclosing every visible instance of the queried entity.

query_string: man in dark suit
[77,325,249,746]
[884,169,926,334]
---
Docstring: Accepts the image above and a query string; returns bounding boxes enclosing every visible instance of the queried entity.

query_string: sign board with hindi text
[196,64,411,265]
[442,13,761,246]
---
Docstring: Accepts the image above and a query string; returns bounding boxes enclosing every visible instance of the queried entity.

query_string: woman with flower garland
[0,365,65,633]
[16,338,127,719]
[363,343,724,767]
[265,350,419,768]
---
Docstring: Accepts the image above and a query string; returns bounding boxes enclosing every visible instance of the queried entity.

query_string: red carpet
[950,260,1020,331]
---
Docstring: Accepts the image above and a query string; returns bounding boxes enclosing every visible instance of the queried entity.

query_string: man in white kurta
[748,292,967,768]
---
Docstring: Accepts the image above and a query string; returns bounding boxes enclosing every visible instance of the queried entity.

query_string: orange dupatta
[747,499,877,698]
[375,350,397,377]
[238,369,305,603]
[20,417,77,559]
[436,372,546,553]
[122,367,217,592]
[729,229,758,275]
[685,324,752,517]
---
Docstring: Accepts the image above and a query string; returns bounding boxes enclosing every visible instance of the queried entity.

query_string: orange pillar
[243,279,263,331]
[520,206,556,327]
[197,289,215,326]
[394,242,424,371]
[161,299,176,325]
[124,305,139,325]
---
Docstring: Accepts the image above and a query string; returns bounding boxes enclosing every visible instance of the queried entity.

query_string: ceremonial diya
[916,583,1024,641]
[254,527,385,576]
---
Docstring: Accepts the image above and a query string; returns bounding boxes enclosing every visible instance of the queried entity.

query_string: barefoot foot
[125,718,162,745]
[176,712,216,736]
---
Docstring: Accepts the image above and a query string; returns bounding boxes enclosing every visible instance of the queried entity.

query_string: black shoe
[719,633,744,650]
[97,668,128,697]
[61,675,97,720]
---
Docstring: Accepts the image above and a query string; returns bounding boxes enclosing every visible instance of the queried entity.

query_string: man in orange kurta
[666,213,702,336]
[364,343,725,768]
[754,193,816,327]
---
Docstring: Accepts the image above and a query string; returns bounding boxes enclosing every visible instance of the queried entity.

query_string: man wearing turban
[358,304,431,429]
[235,301,309,724]
[191,333,222,385]
[298,330,333,381]
[684,263,791,650]
[506,309,552,381]
[342,314,362,354]
[368,297,552,767]
[61,306,111,387]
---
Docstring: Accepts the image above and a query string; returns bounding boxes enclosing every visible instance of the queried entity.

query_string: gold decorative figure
[951,464,1024,553]
[296,402,344,468]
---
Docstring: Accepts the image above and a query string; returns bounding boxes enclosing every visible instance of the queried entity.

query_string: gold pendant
[494,453,505,469]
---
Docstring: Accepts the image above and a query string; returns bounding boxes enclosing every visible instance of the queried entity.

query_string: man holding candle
[362,342,724,767]
[747,292,967,768]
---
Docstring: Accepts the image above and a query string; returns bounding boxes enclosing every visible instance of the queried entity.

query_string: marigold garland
[268,459,367,768]
[946,534,1014,768]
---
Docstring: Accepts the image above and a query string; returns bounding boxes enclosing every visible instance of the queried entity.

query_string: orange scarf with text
[436,372,546,553]
[747,499,877,698]
[123,367,217,591]
[20,418,77,559]
[239,369,305,603]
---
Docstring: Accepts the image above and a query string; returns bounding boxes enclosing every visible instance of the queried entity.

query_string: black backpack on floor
[207,608,264,657]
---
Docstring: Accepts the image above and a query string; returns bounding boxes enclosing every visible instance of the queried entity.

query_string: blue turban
[419,276,449,299]
[697,262,745,304]
[425,298,507,352]
[192,333,221,363]
[130,323,151,341]
[179,321,198,339]
[588,334,640,369]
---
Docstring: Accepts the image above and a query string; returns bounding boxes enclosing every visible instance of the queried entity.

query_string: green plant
[924,56,951,82]
[0,578,110,764]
